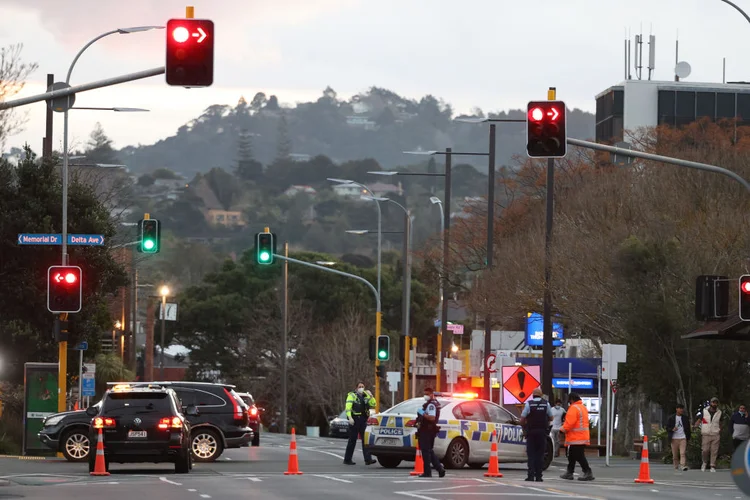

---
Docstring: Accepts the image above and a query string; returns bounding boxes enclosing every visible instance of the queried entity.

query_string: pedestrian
[343,381,377,466]
[559,392,594,481]
[416,387,446,478]
[667,403,691,471]
[550,399,566,458]
[730,404,749,452]
[694,397,722,472]
[520,387,553,482]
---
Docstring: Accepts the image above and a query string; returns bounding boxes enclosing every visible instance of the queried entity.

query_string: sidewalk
[550,456,735,484]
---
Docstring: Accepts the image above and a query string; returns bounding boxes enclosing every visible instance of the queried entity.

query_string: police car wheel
[377,456,401,468]
[443,438,469,469]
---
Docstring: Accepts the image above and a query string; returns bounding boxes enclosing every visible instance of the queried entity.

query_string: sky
[0,0,747,153]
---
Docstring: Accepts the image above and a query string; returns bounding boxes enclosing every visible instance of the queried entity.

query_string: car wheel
[175,449,191,474]
[543,438,553,470]
[377,456,401,468]
[191,429,223,462]
[61,429,90,462]
[252,432,259,447]
[443,438,469,469]
[468,462,486,469]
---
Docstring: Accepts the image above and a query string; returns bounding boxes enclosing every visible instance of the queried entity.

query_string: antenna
[624,29,628,80]
[723,57,727,84]
[675,30,679,81]
[628,37,632,80]
[648,35,656,80]
[634,31,644,80]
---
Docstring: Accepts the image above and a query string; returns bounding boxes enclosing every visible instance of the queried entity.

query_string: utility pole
[43,73,53,158]
[145,299,155,381]
[483,124,496,401]
[438,148,452,392]
[401,210,410,402]
[281,242,288,433]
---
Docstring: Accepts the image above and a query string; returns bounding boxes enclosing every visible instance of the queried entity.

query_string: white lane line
[314,474,353,483]
[187,489,197,492]
[159,477,182,486]
[199,495,211,499]
[394,492,436,500]
[247,477,262,482]
[298,447,345,460]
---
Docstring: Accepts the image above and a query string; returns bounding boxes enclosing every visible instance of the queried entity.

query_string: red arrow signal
[547,107,560,120]
[192,27,207,43]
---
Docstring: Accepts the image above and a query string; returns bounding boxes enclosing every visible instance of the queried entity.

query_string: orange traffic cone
[410,448,424,476]
[484,430,503,478]
[634,435,654,484]
[284,428,303,475]
[90,427,110,476]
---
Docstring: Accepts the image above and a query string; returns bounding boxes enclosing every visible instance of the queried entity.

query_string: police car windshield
[385,398,449,415]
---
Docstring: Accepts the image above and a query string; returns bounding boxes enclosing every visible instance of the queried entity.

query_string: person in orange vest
[559,392,594,481]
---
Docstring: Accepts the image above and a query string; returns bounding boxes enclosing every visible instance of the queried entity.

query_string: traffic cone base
[634,435,654,484]
[410,448,424,476]
[90,428,110,476]
[485,430,503,478]
[284,428,303,475]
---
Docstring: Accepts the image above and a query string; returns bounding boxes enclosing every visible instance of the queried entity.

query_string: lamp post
[159,285,169,380]
[328,179,383,300]
[429,196,445,343]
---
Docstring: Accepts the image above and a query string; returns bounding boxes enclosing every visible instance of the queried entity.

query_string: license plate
[128,430,147,438]
[377,437,401,446]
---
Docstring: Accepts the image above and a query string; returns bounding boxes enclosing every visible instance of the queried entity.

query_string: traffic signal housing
[47,265,82,313]
[138,219,161,254]
[695,275,729,321]
[369,336,376,361]
[526,100,567,158]
[255,232,276,265]
[376,365,386,379]
[166,18,215,87]
[740,275,750,321]
[376,335,390,361]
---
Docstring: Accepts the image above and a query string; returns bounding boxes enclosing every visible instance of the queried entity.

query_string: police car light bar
[433,392,478,399]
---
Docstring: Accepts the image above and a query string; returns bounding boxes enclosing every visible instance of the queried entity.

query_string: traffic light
[696,275,729,321]
[255,232,275,265]
[47,266,82,313]
[138,219,161,254]
[369,336,376,361]
[166,18,215,87]
[376,335,390,361]
[740,275,750,321]
[376,365,385,379]
[526,100,567,158]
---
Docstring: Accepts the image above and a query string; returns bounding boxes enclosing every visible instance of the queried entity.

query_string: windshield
[103,392,171,414]
[338,410,347,419]
[384,398,449,415]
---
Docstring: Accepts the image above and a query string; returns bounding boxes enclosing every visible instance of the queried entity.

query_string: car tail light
[159,416,183,429]
[93,417,115,429]
[367,417,378,426]
[224,388,244,423]
[405,420,417,427]
[250,406,258,417]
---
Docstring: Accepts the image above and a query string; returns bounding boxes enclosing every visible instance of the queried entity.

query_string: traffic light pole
[483,125,496,401]
[272,254,383,412]
[542,87,557,398]
[438,148,452,392]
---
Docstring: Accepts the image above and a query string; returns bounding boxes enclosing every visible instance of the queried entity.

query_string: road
[0,434,744,499]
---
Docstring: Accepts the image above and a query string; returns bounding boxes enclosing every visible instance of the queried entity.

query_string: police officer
[520,387,553,482]
[416,387,446,478]
[343,381,377,466]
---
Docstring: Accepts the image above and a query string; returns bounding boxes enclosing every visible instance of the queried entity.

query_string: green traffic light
[378,350,387,359]
[259,251,271,262]
[143,239,155,250]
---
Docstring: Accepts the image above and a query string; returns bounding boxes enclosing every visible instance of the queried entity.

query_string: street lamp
[430,196,445,342]
[159,285,170,380]
[315,261,337,266]
[328,178,383,300]
[71,107,150,112]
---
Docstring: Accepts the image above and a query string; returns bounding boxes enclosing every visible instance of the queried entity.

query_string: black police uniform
[416,397,446,478]
[525,397,550,481]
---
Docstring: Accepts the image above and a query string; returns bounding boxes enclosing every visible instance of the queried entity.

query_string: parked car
[329,410,350,438]
[39,402,101,462]
[235,392,261,447]
[86,384,193,474]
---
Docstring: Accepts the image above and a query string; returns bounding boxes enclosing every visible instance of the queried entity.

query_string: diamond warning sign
[502,365,541,405]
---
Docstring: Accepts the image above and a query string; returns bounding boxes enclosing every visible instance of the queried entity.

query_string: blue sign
[525,312,564,347]
[17,233,61,245]
[67,234,105,246]
[81,377,96,397]
[552,378,594,390]
[73,341,88,351]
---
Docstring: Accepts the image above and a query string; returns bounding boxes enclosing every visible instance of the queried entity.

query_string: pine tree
[236,129,263,181]
[85,123,119,164]
[275,115,292,161]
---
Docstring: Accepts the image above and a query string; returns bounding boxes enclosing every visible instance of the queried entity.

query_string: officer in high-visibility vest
[560,392,594,481]
[343,381,377,466]
[520,387,553,482]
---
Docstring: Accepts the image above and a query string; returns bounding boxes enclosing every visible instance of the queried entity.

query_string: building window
[613,90,624,115]
[737,94,750,125]
[717,92,736,119]
[675,91,696,126]
[657,91,676,126]
[696,92,715,119]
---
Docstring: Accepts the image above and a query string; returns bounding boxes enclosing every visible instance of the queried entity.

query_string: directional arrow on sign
[192,27,207,43]
[548,108,559,120]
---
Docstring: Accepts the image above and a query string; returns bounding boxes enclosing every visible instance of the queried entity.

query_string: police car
[364,393,553,470]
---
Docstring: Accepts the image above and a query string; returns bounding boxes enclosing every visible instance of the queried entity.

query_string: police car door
[455,400,491,461]
[482,402,526,459]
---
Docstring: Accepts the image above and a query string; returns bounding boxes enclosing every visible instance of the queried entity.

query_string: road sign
[486,354,497,373]
[81,362,96,397]
[73,341,88,351]
[18,233,61,245]
[47,82,76,112]
[502,365,541,405]
[67,234,105,246]
[447,323,464,335]
[159,302,178,321]
[386,371,401,393]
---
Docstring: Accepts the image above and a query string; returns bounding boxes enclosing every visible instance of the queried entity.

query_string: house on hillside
[284,185,318,197]
[346,115,377,130]
[187,176,246,228]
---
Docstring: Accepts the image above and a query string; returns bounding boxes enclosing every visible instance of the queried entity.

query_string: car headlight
[43,415,64,427]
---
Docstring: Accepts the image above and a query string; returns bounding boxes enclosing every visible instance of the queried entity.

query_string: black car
[329,410,350,438]
[236,392,261,447]
[40,381,253,463]
[86,384,194,474]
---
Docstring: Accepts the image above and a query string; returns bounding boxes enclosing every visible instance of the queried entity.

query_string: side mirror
[86,406,98,417]
[185,405,199,417]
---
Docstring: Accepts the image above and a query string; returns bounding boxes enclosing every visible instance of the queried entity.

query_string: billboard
[525,312,564,347]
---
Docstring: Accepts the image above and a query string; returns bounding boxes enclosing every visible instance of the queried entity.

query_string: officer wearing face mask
[343,381,377,466]
[416,387,446,478]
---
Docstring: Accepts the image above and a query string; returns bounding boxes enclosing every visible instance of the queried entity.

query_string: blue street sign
[552,378,595,390]
[67,234,105,246]
[81,377,96,397]
[17,233,62,245]
[73,341,88,351]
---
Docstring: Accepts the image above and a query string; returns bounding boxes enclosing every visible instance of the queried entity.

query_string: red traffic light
[53,271,78,284]
[526,100,567,158]
[172,26,190,43]
[47,265,83,313]
[166,18,214,87]
[741,281,750,294]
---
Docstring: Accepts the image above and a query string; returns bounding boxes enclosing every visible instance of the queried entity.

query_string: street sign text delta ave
[67,234,104,246]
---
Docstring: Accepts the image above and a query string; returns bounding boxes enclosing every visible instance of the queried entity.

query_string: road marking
[247,477,262,482]
[187,489,196,492]
[199,495,211,499]
[314,475,353,483]
[298,446,345,460]
[159,477,182,486]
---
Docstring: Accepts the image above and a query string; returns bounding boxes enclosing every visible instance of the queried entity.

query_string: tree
[137,174,155,187]
[204,167,241,210]
[266,95,280,111]
[0,44,38,149]
[85,123,120,164]
[152,168,181,180]
[250,92,267,113]
[275,114,292,160]
[235,129,263,181]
